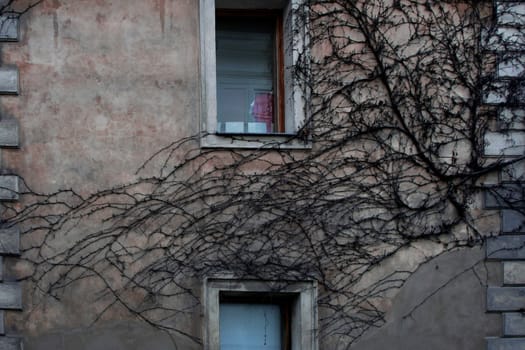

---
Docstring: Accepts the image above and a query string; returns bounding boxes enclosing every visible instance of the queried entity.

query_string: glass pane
[216,16,276,133]
[220,303,282,350]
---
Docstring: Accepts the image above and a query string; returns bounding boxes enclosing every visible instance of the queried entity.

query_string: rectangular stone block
[498,55,525,78]
[487,337,525,350]
[484,81,511,104]
[502,210,525,233]
[498,3,525,25]
[487,236,525,260]
[0,337,20,350]
[499,108,525,131]
[0,176,18,201]
[485,184,525,208]
[0,311,4,335]
[504,261,525,284]
[0,227,19,255]
[486,27,525,51]
[0,119,19,148]
[484,131,525,156]
[0,16,17,41]
[487,287,525,311]
[0,283,21,310]
[501,159,525,182]
[504,313,525,336]
[0,67,18,95]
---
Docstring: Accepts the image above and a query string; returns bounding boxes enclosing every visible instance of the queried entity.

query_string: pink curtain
[252,92,274,133]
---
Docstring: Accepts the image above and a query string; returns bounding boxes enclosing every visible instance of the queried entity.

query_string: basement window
[204,278,317,350]
[199,0,310,149]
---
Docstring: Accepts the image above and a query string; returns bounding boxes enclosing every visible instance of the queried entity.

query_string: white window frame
[199,0,310,149]
[203,277,318,350]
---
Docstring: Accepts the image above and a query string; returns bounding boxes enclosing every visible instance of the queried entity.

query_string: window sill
[201,133,312,149]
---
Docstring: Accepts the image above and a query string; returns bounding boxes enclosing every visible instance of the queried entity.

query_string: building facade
[0,0,522,349]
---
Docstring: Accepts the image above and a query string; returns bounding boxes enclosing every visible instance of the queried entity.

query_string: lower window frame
[203,277,318,350]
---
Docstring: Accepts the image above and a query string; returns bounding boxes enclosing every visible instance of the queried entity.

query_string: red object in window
[253,92,274,133]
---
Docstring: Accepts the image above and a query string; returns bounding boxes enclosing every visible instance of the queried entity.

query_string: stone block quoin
[0,17,18,42]
[0,14,21,350]
[484,1,525,349]
[503,261,525,284]
[487,337,525,350]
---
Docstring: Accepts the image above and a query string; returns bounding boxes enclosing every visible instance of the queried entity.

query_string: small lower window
[204,278,317,350]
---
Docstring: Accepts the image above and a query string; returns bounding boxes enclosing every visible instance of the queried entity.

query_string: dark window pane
[216,16,276,133]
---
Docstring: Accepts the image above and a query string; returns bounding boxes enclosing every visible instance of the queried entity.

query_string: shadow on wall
[351,247,501,350]
[23,320,199,350]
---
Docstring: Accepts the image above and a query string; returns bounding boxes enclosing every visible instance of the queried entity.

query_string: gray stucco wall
[353,248,501,350]
[1,0,200,193]
[23,321,200,350]
[0,1,510,349]
[17,248,501,350]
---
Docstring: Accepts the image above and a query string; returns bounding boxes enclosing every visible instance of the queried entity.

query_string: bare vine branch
[1,0,523,348]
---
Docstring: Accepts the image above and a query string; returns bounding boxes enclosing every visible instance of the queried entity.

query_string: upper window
[216,11,284,134]
[199,0,310,148]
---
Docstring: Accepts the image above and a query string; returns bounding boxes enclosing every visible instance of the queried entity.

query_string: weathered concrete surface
[1,0,201,194]
[23,320,199,350]
[0,0,203,342]
[0,1,505,349]
[20,247,502,350]
[351,247,500,350]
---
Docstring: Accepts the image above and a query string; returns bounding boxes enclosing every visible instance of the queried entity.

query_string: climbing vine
[1,0,524,348]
